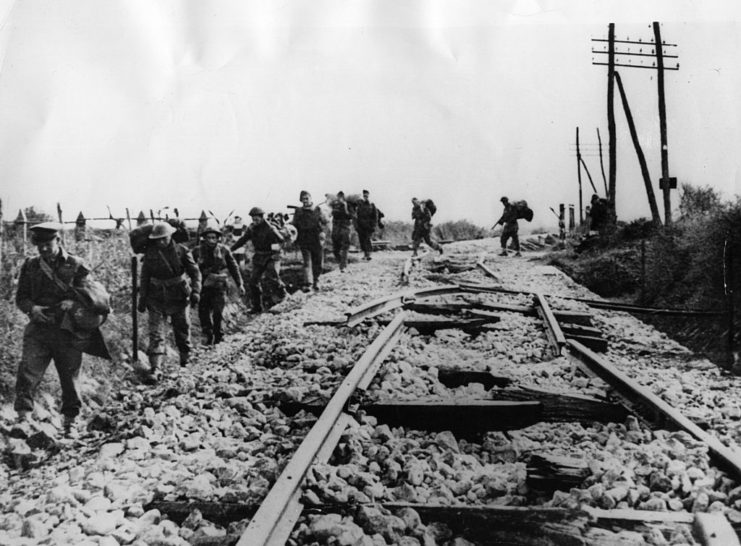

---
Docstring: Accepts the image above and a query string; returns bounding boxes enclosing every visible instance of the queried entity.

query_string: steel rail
[535,291,567,356]
[237,313,406,546]
[457,281,724,316]
[567,339,741,482]
[345,285,466,327]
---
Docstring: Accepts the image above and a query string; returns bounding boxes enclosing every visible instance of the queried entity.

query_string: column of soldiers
[9,189,437,439]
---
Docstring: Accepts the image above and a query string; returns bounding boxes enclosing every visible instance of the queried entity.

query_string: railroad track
[228,268,741,546]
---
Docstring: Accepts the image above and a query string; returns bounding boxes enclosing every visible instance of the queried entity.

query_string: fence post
[75,211,86,242]
[726,234,735,371]
[14,209,26,251]
[568,204,575,236]
[131,256,139,363]
[641,239,647,304]
[558,204,566,246]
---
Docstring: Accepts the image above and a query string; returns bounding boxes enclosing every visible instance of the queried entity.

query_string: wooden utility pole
[597,128,608,195]
[606,23,617,226]
[614,71,662,226]
[592,22,678,227]
[654,21,676,226]
[576,127,583,224]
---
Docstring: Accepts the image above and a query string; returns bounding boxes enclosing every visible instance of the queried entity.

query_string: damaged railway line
[4,240,741,546]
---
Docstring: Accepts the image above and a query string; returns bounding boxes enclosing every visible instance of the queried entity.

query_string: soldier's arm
[182,247,201,296]
[230,229,251,251]
[71,258,91,287]
[269,223,286,243]
[15,259,34,314]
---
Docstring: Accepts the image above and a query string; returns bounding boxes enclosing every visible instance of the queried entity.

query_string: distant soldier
[227,215,248,271]
[137,222,201,379]
[493,196,521,257]
[330,191,354,272]
[15,222,111,438]
[355,189,379,261]
[292,190,329,292]
[231,207,288,313]
[589,194,607,233]
[192,224,245,345]
[411,197,442,257]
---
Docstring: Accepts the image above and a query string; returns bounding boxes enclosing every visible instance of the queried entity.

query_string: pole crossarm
[593,50,678,59]
[592,62,679,70]
[591,38,677,47]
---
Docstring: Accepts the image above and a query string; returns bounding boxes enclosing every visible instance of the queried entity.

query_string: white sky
[0,0,739,229]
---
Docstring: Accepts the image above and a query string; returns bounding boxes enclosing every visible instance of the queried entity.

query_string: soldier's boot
[63,415,80,440]
[214,332,223,344]
[142,354,162,384]
[179,351,189,367]
[499,249,508,256]
[514,251,522,257]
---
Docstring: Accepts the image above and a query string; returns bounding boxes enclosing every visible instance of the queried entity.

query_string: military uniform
[140,241,201,366]
[231,220,287,312]
[292,205,328,290]
[331,201,354,271]
[15,225,110,429]
[496,203,520,255]
[192,242,243,343]
[411,203,441,255]
[355,198,379,260]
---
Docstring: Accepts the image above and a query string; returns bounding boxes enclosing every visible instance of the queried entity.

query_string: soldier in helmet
[231,207,288,313]
[411,197,442,257]
[330,191,354,272]
[292,190,328,291]
[493,196,521,257]
[137,222,201,378]
[355,189,379,261]
[14,222,111,438]
[192,223,245,345]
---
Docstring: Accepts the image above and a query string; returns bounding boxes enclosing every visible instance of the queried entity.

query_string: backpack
[512,200,534,222]
[423,199,437,217]
[129,224,153,254]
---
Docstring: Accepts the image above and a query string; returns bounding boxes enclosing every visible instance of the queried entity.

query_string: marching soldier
[192,224,245,345]
[493,196,521,257]
[292,190,329,291]
[355,189,379,261]
[14,222,111,438]
[330,191,354,272]
[137,222,201,379]
[231,207,288,313]
[411,197,442,256]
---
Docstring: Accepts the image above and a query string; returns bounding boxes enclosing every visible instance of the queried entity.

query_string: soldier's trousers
[250,252,286,310]
[300,244,323,287]
[357,228,374,257]
[15,323,86,418]
[198,287,227,340]
[147,306,191,360]
[501,223,520,251]
[412,227,440,253]
[332,226,351,270]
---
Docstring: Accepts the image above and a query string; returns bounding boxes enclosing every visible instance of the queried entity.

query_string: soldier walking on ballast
[231,207,288,313]
[355,189,379,261]
[411,197,442,257]
[330,191,354,272]
[137,222,201,379]
[14,222,111,438]
[493,196,521,257]
[192,223,245,345]
[292,190,328,292]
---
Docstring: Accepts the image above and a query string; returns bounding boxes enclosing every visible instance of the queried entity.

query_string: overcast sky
[0,0,739,229]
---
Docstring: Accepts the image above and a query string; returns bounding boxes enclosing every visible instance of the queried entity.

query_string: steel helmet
[148,222,176,239]
[201,223,222,237]
[249,207,265,217]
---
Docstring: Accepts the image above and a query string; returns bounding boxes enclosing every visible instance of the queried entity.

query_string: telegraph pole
[591,22,678,227]
[576,127,583,224]
[654,21,676,226]
[606,23,616,226]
